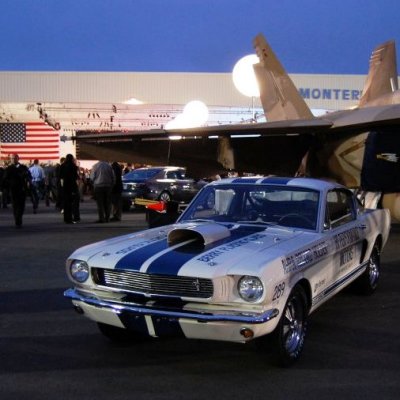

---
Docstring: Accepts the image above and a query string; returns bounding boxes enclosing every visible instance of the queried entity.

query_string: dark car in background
[122,166,204,211]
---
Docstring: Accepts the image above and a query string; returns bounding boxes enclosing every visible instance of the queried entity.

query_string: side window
[325,190,355,229]
[166,171,178,179]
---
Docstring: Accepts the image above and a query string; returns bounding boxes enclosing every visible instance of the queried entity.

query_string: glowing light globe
[166,100,209,129]
[232,54,260,97]
[165,114,187,129]
[183,100,209,126]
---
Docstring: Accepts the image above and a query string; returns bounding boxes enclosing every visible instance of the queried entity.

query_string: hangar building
[0,71,369,162]
[0,71,366,109]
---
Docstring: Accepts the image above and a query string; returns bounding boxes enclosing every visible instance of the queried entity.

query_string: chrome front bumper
[64,288,279,324]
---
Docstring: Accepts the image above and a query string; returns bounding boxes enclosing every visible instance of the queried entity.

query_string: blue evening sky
[0,0,399,74]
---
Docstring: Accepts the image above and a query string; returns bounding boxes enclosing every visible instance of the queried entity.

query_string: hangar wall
[0,71,368,111]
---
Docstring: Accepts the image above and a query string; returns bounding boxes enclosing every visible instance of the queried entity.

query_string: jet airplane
[74,34,400,221]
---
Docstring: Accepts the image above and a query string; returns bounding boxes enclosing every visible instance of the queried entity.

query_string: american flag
[0,122,60,161]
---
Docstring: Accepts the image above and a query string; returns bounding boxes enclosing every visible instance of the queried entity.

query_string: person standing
[43,161,56,206]
[29,159,45,213]
[90,160,115,223]
[123,163,132,175]
[110,161,123,221]
[0,162,5,209]
[55,157,65,211]
[59,154,80,224]
[3,154,32,227]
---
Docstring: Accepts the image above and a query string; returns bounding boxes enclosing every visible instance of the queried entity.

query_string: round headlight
[70,260,89,283]
[238,276,264,302]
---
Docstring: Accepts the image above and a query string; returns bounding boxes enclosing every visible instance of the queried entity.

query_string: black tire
[159,191,172,203]
[97,322,148,343]
[268,285,308,367]
[353,244,380,295]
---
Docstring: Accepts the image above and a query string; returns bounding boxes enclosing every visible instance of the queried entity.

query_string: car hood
[69,222,310,278]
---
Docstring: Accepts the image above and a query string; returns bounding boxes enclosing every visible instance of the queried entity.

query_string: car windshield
[179,184,320,230]
[123,168,161,181]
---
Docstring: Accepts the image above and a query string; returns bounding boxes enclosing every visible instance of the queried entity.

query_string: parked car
[64,177,390,366]
[121,166,202,211]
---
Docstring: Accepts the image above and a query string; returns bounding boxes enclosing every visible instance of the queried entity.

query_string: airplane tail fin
[359,40,398,107]
[252,34,314,121]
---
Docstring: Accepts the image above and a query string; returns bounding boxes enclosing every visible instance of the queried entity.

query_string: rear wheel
[353,244,380,295]
[264,285,308,367]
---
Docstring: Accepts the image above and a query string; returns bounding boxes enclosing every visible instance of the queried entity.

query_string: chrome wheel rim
[369,253,379,287]
[282,299,304,354]
[159,192,171,202]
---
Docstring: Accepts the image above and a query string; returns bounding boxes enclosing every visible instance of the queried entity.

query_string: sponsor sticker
[333,228,360,251]
[196,233,266,265]
[116,236,165,255]
[281,241,328,274]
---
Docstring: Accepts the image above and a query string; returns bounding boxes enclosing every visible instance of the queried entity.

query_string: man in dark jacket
[110,161,123,221]
[0,163,5,208]
[3,154,32,227]
[59,154,80,224]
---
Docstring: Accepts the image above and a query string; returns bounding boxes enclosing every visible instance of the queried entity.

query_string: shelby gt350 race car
[64,177,391,366]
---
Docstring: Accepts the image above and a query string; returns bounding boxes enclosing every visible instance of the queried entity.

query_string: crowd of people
[0,154,127,228]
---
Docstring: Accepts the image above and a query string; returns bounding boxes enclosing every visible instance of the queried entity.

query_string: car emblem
[193,278,201,291]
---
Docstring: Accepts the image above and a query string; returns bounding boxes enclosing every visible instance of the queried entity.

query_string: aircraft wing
[327,103,400,131]
[74,102,400,142]
[74,118,332,141]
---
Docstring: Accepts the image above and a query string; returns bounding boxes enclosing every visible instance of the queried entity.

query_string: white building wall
[0,71,370,111]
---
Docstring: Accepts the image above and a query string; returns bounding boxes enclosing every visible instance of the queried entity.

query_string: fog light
[240,327,254,339]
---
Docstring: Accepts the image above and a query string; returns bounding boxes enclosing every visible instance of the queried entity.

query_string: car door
[166,169,196,200]
[323,189,365,293]
[148,169,172,197]
[164,169,180,196]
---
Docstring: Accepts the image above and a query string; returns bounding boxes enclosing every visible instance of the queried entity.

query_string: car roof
[135,166,184,171]
[208,176,345,192]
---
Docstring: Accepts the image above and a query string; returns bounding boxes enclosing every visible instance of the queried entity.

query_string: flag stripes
[0,122,60,161]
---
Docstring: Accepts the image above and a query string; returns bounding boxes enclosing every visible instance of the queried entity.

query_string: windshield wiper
[186,218,215,223]
[236,220,277,226]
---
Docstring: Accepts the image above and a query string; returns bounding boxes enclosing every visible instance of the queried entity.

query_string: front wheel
[267,285,308,367]
[159,191,172,203]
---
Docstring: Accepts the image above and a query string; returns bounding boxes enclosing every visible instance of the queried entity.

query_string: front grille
[93,268,214,299]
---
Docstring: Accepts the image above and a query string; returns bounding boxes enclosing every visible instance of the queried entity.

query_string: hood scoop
[168,223,231,246]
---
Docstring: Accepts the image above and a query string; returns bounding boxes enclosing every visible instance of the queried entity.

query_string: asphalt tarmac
[0,198,399,400]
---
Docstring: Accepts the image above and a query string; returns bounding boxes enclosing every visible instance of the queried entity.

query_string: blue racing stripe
[152,316,185,338]
[118,313,149,335]
[231,178,260,184]
[119,308,185,338]
[146,227,264,275]
[115,239,168,270]
[260,177,292,185]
